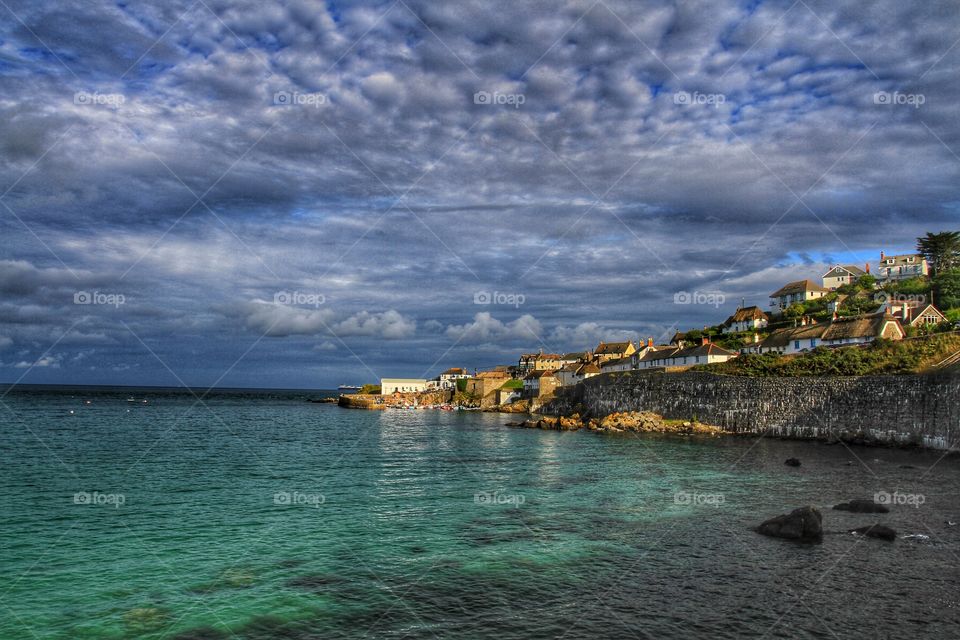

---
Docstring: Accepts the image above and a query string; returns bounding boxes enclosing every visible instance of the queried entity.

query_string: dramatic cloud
[0,0,958,386]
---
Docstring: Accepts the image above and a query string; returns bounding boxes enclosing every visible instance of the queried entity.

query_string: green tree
[784,303,804,319]
[933,268,960,309]
[856,274,877,290]
[917,231,960,276]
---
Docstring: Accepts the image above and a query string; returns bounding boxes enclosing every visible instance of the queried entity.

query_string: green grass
[694,333,960,377]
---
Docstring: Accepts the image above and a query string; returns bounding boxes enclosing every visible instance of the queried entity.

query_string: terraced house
[592,340,637,364]
[754,313,905,355]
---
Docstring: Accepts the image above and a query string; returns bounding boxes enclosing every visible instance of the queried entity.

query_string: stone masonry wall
[542,371,960,449]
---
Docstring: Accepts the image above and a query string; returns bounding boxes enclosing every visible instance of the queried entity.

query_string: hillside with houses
[356,233,960,411]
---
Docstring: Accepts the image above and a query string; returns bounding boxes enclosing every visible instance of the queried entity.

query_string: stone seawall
[541,371,960,449]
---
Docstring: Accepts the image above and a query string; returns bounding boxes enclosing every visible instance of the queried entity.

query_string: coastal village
[343,243,960,412]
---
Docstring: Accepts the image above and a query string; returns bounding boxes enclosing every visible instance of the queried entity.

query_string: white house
[634,346,680,370]
[769,280,830,312]
[822,264,867,290]
[600,356,633,373]
[437,367,470,389]
[758,314,905,355]
[660,340,739,367]
[380,378,428,394]
[722,306,769,334]
[877,252,929,282]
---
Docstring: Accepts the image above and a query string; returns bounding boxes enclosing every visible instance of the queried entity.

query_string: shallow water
[1,389,958,639]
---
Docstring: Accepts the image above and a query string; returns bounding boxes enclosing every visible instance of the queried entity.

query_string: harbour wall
[541,371,960,449]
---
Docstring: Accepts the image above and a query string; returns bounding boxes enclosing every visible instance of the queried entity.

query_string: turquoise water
[1,389,958,639]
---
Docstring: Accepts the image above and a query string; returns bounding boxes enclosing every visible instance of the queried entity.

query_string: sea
[0,386,957,639]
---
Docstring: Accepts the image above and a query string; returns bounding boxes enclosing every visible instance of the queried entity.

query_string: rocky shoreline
[505,410,727,436]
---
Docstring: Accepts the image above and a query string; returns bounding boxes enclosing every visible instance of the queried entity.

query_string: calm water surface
[1,389,958,639]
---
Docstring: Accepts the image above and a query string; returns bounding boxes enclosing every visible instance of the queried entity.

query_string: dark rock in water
[286,574,347,591]
[850,524,897,541]
[899,465,918,469]
[755,506,823,543]
[833,499,889,513]
[784,458,801,467]
[505,421,523,427]
[172,628,228,640]
[276,559,306,569]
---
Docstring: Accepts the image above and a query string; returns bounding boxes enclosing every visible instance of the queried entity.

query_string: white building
[437,367,470,389]
[877,252,928,282]
[822,264,866,290]
[380,378,428,394]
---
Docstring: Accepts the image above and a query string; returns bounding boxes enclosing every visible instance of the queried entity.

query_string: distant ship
[338,384,362,393]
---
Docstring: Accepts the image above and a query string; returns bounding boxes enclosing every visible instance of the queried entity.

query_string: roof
[524,369,556,380]
[724,306,768,325]
[559,362,581,372]
[441,367,467,375]
[561,351,589,360]
[670,331,686,344]
[823,264,866,278]
[674,343,739,359]
[576,363,601,374]
[600,356,633,369]
[475,370,509,379]
[821,314,901,340]
[770,280,830,298]
[638,347,680,362]
[879,253,926,267]
[594,341,635,355]
[380,378,427,383]
[906,303,946,324]
[760,314,902,348]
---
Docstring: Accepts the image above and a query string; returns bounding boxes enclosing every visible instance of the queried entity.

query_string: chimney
[700,336,710,346]
[800,316,807,326]
[647,337,654,348]
[753,333,760,343]
[832,311,838,322]
[865,263,870,274]
[880,251,885,260]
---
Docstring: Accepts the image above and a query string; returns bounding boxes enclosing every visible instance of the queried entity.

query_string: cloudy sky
[0,0,958,388]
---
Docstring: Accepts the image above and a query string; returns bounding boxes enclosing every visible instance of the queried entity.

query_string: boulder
[785,458,801,467]
[850,524,896,541]
[755,506,823,543]
[833,499,889,514]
